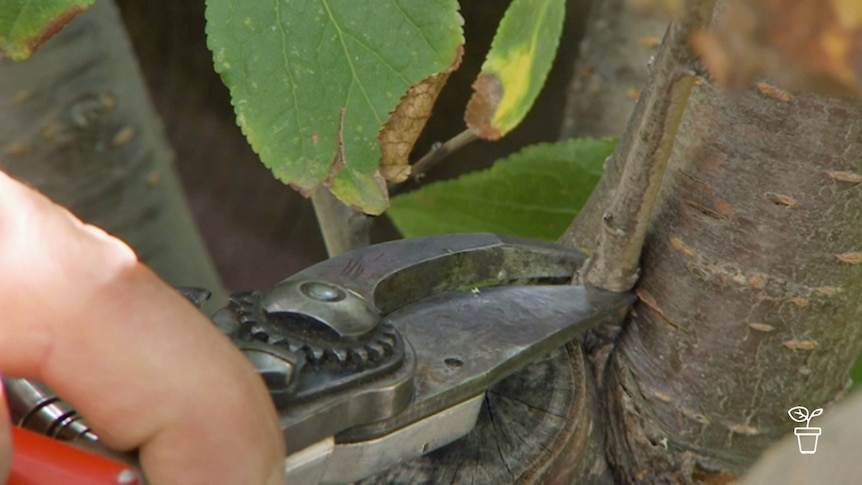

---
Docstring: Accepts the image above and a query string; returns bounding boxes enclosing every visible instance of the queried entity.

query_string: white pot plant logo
[787,406,823,454]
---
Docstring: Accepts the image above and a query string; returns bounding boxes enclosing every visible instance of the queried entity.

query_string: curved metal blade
[262,233,587,317]
[338,284,635,441]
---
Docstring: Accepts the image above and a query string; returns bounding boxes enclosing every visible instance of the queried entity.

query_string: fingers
[0,172,285,484]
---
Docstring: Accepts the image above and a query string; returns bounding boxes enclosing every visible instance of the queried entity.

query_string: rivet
[300,281,346,302]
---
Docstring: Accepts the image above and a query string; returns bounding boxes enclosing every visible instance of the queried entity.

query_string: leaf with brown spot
[465,74,504,139]
[0,1,95,61]
[465,0,566,140]
[378,46,463,184]
[692,0,862,96]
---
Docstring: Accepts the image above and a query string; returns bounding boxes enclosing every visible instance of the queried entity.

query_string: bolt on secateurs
[5,233,635,484]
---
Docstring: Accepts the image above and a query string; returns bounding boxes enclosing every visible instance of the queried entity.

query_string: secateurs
[5,233,635,484]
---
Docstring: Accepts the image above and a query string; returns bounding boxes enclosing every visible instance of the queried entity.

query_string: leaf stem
[311,186,373,257]
[581,0,717,291]
[410,129,479,182]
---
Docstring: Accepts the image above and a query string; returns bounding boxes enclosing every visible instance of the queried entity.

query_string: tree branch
[311,187,373,257]
[557,0,668,253]
[410,129,478,182]
[580,1,716,292]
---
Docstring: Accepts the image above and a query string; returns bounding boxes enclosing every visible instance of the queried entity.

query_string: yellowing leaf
[465,0,566,140]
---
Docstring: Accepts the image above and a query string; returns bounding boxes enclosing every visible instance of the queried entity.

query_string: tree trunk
[601,79,862,482]
[0,1,225,306]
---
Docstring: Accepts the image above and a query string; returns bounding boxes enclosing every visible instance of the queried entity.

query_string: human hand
[0,171,286,484]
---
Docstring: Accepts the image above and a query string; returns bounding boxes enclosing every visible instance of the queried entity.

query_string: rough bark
[605,81,862,482]
[0,1,225,305]
[579,1,714,292]
[556,3,862,480]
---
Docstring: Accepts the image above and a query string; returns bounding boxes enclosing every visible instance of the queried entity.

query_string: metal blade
[337,284,635,441]
[262,233,586,318]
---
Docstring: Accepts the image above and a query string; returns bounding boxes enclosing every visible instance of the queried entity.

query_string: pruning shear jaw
[211,233,634,482]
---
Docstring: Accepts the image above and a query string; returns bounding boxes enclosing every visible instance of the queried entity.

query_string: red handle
[7,427,139,485]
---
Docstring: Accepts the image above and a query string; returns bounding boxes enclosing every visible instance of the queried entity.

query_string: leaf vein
[274,0,306,158]
[319,0,383,125]
[339,29,412,85]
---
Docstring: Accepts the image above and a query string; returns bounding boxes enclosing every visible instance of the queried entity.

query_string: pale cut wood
[357,343,609,484]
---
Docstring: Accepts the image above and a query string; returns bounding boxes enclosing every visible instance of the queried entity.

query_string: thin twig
[311,187,373,257]
[582,0,717,292]
[410,129,479,182]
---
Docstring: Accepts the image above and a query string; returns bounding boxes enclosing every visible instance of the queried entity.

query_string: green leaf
[465,0,566,140]
[389,138,616,241]
[0,0,95,61]
[206,0,463,215]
